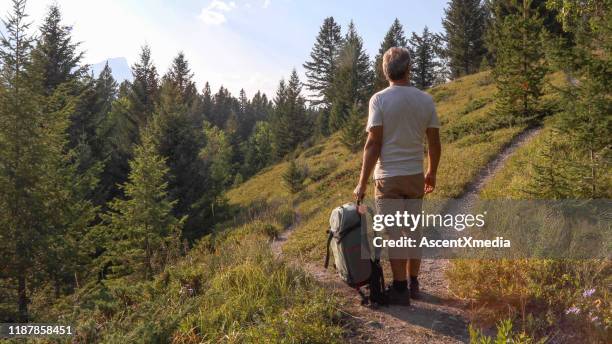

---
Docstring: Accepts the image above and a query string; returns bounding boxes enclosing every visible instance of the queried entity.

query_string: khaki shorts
[374,173,424,259]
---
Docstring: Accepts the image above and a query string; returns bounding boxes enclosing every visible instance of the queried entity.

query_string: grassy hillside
[446,116,610,341]
[36,71,573,343]
[37,205,344,343]
[227,71,563,263]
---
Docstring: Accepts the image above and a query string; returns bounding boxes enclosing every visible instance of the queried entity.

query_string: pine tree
[0,0,41,321]
[442,0,488,78]
[547,0,611,198]
[30,4,84,96]
[492,0,547,122]
[329,21,372,131]
[486,0,563,64]
[409,27,442,89]
[271,70,309,157]
[30,4,97,187]
[251,90,272,122]
[374,19,408,91]
[73,63,118,203]
[100,129,182,279]
[283,160,306,193]
[524,129,572,199]
[164,52,197,104]
[340,103,366,152]
[151,55,215,241]
[210,86,239,129]
[128,45,159,128]
[237,88,255,140]
[0,0,95,320]
[97,95,139,202]
[303,16,343,107]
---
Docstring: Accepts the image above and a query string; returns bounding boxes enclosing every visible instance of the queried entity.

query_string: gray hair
[382,47,411,81]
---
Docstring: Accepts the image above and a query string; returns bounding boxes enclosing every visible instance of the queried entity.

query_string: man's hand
[353,183,367,201]
[424,171,436,194]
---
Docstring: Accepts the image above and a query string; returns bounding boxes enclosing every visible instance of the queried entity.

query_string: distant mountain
[90,57,133,83]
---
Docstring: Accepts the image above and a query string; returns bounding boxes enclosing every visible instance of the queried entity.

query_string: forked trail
[272,127,542,343]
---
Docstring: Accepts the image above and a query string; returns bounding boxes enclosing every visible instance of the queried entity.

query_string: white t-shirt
[366,85,440,180]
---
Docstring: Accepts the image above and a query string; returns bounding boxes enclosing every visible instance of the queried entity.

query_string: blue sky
[0,0,448,97]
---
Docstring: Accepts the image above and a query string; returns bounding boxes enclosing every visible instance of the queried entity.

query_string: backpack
[324,202,387,306]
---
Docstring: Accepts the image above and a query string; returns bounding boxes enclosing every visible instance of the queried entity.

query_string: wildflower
[582,288,596,297]
[565,306,580,315]
[590,316,599,323]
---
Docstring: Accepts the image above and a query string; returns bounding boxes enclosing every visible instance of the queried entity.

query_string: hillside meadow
[17,70,608,343]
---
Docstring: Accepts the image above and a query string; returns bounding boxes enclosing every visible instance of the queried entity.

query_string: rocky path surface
[271,128,542,343]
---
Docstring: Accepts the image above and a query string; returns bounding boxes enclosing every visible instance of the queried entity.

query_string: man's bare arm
[354,126,383,200]
[424,127,441,194]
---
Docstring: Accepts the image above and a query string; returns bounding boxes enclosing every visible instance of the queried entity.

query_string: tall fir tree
[546,0,611,198]
[374,18,408,91]
[0,0,95,320]
[87,63,125,203]
[0,0,42,321]
[251,90,272,122]
[303,16,343,107]
[128,45,159,129]
[30,5,98,186]
[237,88,255,140]
[68,63,118,204]
[151,54,216,241]
[442,0,488,78]
[201,81,213,121]
[329,21,372,132]
[99,129,182,280]
[30,4,84,96]
[210,86,238,129]
[491,0,547,122]
[409,26,442,89]
[164,52,197,104]
[271,70,309,157]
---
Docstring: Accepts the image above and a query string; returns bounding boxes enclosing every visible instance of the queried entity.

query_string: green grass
[449,116,611,342]
[30,208,344,344]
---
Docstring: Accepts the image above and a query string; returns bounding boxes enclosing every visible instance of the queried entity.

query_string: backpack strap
[369,259,387,305]
[323,228,333,268]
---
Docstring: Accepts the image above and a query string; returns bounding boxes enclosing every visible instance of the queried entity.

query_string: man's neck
[390,79,410,86]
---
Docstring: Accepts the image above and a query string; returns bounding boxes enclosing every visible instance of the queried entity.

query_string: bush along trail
[270,127,542,344]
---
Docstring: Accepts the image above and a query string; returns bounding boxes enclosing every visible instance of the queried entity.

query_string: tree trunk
[17,272,28,322]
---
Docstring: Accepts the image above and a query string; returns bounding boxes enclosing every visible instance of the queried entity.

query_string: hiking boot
[385,285,410,306]
[410,279,420,300]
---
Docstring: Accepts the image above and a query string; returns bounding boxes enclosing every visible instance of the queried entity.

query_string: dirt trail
[271,127,542,344]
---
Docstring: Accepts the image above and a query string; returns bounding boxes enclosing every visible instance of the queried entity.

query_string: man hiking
[354,47,441,305]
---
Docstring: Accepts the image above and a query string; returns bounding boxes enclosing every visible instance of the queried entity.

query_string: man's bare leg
[390,258,407,281]
[408,259,420,277]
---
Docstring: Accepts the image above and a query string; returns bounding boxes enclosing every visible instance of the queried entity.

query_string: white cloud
[263,0,271,8]
[199,9,227,25]
[199,0,236,25]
